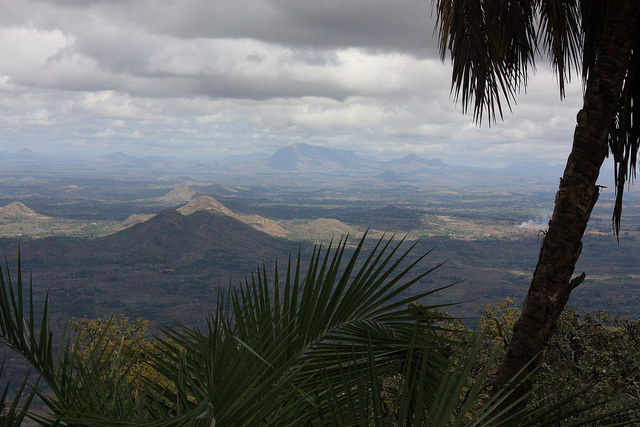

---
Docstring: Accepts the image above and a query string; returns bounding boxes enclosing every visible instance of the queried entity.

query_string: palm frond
[0,254,55,383]
[435,0,537,124]
[0,256,187,424]
[322,327,636,426]
[539,0,582,96]
[151,234,453,425]
[610,29,640,235]
[580,0,607,83]
[0,360,37,427]
[435,0,640,235]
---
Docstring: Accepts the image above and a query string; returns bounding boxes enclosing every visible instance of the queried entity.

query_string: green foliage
[0,359,36,426]
[476,298,522,369]
[533,308,640,423]
[0,238,636,425]
[473,299,640,424]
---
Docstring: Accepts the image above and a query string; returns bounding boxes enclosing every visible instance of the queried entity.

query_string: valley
[1,144,639,330]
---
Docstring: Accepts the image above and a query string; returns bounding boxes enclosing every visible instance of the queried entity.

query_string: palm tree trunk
[495,0,640,413]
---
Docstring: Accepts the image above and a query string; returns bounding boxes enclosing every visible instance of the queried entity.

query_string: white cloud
[0,0,586,166]
[0,27,68,78]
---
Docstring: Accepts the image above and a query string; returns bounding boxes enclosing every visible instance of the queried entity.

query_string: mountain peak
[399,153,425,161]
[178,196,232,216]
[268,143,367,171]
[4,148,45,161]
[176,196,288,237]
[386,154,447,169]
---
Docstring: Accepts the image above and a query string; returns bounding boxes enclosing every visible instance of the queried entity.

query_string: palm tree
[434,0,640,412]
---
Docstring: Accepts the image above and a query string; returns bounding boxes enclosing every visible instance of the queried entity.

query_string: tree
[533,308,640,422]
[434,0,640,411]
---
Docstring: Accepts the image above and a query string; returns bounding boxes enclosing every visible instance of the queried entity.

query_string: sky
[0,0,586,167]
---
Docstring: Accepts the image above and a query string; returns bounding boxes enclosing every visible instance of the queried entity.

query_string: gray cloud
[97,0,437,56]
[0,0,584,166]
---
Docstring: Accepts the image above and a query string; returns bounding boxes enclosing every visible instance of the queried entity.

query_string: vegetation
[0,359,37,426]
[474,300,640,422]
[534,308,640,422]
[0,237,636,425]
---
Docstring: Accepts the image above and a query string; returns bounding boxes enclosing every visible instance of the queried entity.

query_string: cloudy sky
[0,0,585,167]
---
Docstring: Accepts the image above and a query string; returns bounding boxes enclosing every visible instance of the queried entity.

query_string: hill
[99,209,286,262]
[177,195,233,216]
[157,182,208,204]
[177,196,288,237]
[267,143,370,171]
[9,209,296,325]
[0,202,50,219]
[384,154,447,172]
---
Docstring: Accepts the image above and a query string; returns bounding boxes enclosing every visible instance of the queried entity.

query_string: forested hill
[0,209,296,326]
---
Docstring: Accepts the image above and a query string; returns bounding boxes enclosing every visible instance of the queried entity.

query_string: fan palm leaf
[149,234,457,425]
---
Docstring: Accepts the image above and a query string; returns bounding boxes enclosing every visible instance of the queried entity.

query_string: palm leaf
[148,234,453,425]
[435,0,537,123]
[0,360,37,427]
[321,327,636,426]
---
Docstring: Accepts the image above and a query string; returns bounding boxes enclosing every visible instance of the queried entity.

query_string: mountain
[0,144,570,191]
[10,209,296,325]
[0,202,50,219]
[20,209,289,266]
[125,195,289,237]
[178,195,233,216]
[179,196,288,237]
[100,152,139,162]
[156,182,244,206]
[385,154,447,171]
[158,183,204,204]
[99,209,284,261]
[373,171,405,181]
[267,143,371,171]
[95,152,159,168]
[2,148,47,163]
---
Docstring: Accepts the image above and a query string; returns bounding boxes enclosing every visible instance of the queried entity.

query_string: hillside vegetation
[1,236,636,425]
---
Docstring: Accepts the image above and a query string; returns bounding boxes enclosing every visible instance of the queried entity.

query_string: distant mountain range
[222,143,568,187]
[384,154,447,171]
[1,148,47,162]
[0,143,591,192]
